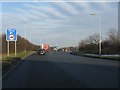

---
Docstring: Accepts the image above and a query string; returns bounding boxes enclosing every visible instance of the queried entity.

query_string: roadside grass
[98,56,119,61]
[72,52,119,61]
[0,55,2,60]
[2,51,33,61]
[2,51,33,75]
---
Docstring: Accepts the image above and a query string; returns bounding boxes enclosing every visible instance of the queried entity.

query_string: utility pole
[90,13,102,55]
[99,16,102,55]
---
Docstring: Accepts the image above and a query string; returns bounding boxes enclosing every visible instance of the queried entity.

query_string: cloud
[24,3,66,19]
[74,2,92,14]
[1,0,119,1]
[52,2,78,15]
[39,6,66,18]
[2,2,118,47]
[15,8,49,21]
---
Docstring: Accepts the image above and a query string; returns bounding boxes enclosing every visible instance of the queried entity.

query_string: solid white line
[22,51,36,60]
[0,51,36,80]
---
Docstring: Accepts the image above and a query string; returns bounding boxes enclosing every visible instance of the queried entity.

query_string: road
[2,51,119,88]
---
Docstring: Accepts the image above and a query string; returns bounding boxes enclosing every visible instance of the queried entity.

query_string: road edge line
[1,51,36,79]
[21,51,36,60]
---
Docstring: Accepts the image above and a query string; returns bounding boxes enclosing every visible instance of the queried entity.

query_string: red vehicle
[42,44,49,51]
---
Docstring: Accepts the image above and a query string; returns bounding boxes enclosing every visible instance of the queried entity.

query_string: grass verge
[71,52,119,61]
[2,51,33,75]
[2,51,33,61]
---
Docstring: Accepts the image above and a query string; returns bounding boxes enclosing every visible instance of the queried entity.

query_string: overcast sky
[1,0,118,48]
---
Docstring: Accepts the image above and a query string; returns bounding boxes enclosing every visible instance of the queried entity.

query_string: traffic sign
[6,28,17,41]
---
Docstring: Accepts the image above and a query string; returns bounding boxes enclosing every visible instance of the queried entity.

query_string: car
[70,51,78,55]
[38,49,46,55]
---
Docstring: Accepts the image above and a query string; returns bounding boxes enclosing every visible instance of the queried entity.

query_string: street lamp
[90,13,102,55]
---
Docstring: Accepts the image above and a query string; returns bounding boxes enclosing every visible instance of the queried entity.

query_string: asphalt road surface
[2,51,119,88]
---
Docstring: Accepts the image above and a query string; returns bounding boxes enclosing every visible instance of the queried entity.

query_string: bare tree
[86,34,99,45]
[79,39,87,48]
[106,29,120,54]
[79,34,99,54]
[107,29,118,44]
[79,29,120,54]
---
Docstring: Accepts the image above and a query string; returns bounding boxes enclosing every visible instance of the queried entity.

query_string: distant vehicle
[70,51,74,54]
[42,44,49,52]
[70,51,78,55]
[38,49,46,55]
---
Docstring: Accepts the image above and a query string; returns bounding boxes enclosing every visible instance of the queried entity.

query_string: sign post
[7,41,9,57]
[6,28,17,57]
[15,41,16,57]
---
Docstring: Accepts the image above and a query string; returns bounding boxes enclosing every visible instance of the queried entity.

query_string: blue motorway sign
[6,28,17,41]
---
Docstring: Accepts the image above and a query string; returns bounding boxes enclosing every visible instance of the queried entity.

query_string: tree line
[1,34,38,54]
[79,29,120,54]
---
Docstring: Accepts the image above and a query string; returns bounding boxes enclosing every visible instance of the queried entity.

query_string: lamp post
[90,13,102,55]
